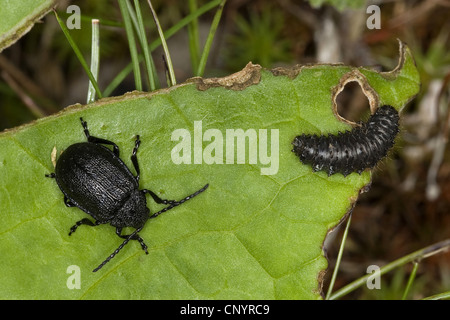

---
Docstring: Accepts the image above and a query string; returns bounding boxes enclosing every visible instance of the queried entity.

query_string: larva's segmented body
[292,105,400,177]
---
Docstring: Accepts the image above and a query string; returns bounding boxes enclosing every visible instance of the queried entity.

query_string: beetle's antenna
[93,226,143,272]
[148,184,209,219]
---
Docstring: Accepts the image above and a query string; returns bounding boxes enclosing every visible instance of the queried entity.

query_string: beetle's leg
[131,135,141,182]
[142,189,177,205]
[69,218,99,236]
[64,196,76,207]
[148,184,209,219]
[45,173,56,178]
[115,227,148,254]
[80,118,120,157]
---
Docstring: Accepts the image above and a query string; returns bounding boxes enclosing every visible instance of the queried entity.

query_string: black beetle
[46,118,208,272]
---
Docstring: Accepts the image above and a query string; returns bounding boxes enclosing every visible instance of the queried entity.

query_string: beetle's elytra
[46,118,208,272]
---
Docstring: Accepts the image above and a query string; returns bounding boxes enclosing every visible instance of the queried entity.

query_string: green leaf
[0,0,57,52]
[0,42,419,299]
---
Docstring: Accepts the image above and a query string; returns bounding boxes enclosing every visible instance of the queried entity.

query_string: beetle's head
[112,189,149,229]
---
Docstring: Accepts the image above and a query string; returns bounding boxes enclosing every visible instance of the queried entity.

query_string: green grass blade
[118,0,142,91]
[401,261,419,300]
[423,291,450,300]
[123,0,156,91]
[187,0,200,73]
[148,0,222,51]
[53,10,103,99]
[87,19,100,104]
[325,212,352,300]
[104,0,221,95]
[133,0,157,91]
[196,0,226,76]
[147,0,176,86]
[329,239,450,300]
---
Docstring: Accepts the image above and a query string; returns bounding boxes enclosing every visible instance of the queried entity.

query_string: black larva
[292,105,399,177]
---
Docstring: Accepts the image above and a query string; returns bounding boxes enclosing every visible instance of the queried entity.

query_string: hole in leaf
[335,81,371,123]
